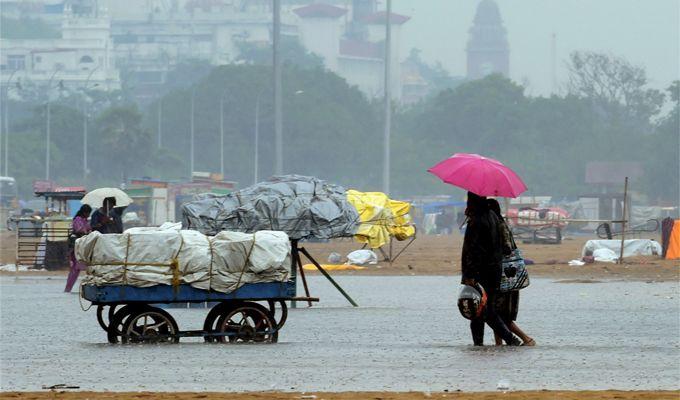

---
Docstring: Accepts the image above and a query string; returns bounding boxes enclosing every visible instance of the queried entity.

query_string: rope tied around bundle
[233,232,257,292]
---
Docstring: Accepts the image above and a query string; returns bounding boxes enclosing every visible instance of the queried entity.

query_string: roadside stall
[15,183,85,270]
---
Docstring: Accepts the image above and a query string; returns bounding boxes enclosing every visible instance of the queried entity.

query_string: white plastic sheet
[346,250,378,265]
[76,226,291,294]
[581,239,662,259]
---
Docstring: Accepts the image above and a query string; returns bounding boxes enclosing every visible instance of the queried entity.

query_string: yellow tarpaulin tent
[346,190,416,249]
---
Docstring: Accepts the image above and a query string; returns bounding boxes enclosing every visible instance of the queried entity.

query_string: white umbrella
[81,188,133,208]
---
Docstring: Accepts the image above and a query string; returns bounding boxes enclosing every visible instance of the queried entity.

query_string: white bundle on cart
[75,223,291,294]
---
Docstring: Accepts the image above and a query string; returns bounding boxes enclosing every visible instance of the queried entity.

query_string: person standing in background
[64,205,92,292]
[90,197,124,234]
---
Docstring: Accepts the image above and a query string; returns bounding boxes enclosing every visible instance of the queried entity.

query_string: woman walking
[487,199,536,346]
[64,205,92,292]
[461,192,521,346]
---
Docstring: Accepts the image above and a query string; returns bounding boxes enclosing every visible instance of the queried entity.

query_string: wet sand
[2,391,679,400]
[1,232,677,281]
[298,234,678,281]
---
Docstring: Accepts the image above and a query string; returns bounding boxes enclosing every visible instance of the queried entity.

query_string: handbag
[499,229,530,292]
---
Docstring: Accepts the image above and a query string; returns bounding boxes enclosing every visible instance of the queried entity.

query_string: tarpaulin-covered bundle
[346,190,415,249]
[506,207,569,228]
[581,239,662,259]
[181,175,360,240]
[76,223,291,294]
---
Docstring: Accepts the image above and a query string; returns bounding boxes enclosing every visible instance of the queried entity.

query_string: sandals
[522,338,536,346]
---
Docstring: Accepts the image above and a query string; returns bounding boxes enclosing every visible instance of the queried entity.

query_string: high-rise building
[466,0,509,80]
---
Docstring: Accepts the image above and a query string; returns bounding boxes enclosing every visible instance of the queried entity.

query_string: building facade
[294,2,409,100]
[2,0,413,101]
[0,3,121,91]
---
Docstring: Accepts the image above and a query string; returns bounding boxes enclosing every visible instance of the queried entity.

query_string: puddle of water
[1,276,678,392]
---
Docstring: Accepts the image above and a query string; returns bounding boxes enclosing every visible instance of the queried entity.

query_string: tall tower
[466,0,509,80]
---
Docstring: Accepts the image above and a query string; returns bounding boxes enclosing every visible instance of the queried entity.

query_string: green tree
[644,81,679,203]
[392,74,530,195]
[567,51,664,124]
[91,105,152,182]
[146,64,380,188]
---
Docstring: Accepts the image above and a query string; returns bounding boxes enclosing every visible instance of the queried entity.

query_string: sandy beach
[1,232,677,281]
[2,391,680,400]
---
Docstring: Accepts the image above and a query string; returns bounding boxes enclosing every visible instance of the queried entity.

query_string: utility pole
[82,65,99,183]
[254,93,261,185]
[219,90,227,178]
[46,101,51,180]
[382,0,392,194]
[551,33,557,95]
[157,98,162,149]
[273,0,283,175]
[2,69,18,176]
[45,70,60,181]
[190,87,195,178]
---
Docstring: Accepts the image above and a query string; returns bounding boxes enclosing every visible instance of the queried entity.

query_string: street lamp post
[82,65,100,183]
[189,87,196,178]
[219,89,228,178]
[251,89,301,185]
[383,0,392,195]
[45,69,60,181]
[157,98,162,149]
[2,69,18,177]
[254,92,261,185]
[273,0,283,175]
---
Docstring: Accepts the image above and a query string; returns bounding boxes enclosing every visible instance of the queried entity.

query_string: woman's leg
[470,318,485,346]
[508,322,534,345]
[494,332,503,346]
[493,292,510,345]
[508,292,535,345]
[485,293,520,345]
[64,252,80,292]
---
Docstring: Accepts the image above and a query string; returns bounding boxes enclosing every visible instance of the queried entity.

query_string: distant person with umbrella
[83,188,133,234]
[90,197,124,234]
[64,204,92,292]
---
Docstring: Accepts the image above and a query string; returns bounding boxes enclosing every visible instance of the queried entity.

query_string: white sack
[346,249,378,265]
[592,248,618,263]
[581,239,662,259]
[76,228,291,294]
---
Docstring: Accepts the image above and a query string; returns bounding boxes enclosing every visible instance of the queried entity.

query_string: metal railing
[13,217,72,270]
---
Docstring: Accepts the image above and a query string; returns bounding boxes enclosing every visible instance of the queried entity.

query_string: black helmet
[457,283,487,320]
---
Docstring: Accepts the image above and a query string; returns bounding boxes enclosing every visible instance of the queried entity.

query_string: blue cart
[82,280,317,344]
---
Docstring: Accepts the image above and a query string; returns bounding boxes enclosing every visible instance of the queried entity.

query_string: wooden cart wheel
[215,302,278,344]
[121,305,179,344]
[96,304,120,332]
[203,302,236,343]
[106,305,138,344]
[267,300,288,330]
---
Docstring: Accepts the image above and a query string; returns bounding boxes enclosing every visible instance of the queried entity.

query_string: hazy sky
[393,0,680,96]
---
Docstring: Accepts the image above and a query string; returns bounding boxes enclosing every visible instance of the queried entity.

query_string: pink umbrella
[427,153,527,198]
